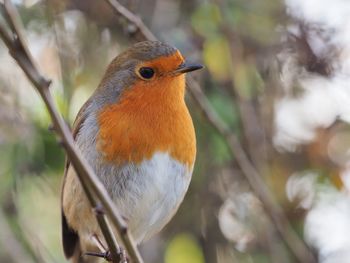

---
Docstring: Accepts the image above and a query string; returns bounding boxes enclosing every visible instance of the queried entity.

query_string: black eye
[139,67,155,79]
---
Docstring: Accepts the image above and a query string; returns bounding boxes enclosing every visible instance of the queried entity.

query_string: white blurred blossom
[218,193,263,252]
[275,0,350,150]
[286,172,318,209]
[285,0,350,29]
[305,186,350,263]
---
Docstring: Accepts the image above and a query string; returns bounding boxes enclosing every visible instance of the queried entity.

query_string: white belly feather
[99,152,193,243]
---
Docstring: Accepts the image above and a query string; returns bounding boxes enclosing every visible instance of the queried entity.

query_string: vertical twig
[0,1,143,262]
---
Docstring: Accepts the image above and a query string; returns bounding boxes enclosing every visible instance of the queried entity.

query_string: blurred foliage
[202,36,232,81]
[164,233,205,263]
[1,0,350,263]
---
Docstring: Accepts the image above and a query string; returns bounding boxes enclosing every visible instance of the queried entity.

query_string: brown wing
[61,98,92,259]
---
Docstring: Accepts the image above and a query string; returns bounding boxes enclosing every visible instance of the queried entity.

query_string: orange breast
[96,74,196,168]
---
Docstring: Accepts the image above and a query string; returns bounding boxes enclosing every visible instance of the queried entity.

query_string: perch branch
[104,1,317,262]
[0,1,142,263]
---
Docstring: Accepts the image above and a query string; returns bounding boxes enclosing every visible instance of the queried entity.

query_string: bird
[61,40,203,262]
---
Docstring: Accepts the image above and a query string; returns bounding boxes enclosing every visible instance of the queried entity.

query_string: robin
[61,40,203,262]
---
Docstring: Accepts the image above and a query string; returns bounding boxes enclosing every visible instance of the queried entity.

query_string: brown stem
[0,1,142,263]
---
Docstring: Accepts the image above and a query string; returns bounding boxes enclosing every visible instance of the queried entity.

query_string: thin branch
[0,1,143,263]
[106,0,157,41]
[103,1,317,262]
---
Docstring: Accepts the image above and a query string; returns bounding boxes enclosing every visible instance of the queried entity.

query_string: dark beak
[173,62,203,74]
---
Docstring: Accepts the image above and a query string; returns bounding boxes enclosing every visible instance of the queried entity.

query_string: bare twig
[104,1,317,262]
[106,0,157,41]
[0,1,142,263]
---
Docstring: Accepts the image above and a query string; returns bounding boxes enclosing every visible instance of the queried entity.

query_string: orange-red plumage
[61,41,202,263]
[97,51,196,167]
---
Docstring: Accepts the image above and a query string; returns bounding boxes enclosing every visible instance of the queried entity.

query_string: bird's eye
[139,67,155,79]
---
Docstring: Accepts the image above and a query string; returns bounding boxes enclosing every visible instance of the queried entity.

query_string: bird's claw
[85,249,128,262]
[85,251,112,261]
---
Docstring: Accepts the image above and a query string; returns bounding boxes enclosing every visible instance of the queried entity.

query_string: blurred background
[1,0,350,262]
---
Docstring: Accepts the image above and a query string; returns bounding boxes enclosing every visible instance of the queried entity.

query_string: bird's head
[94,41,203,106]
[92,41,202,165]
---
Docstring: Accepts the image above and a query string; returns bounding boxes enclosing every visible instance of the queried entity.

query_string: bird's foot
[85,251,112,261]
[85,249,128,262]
